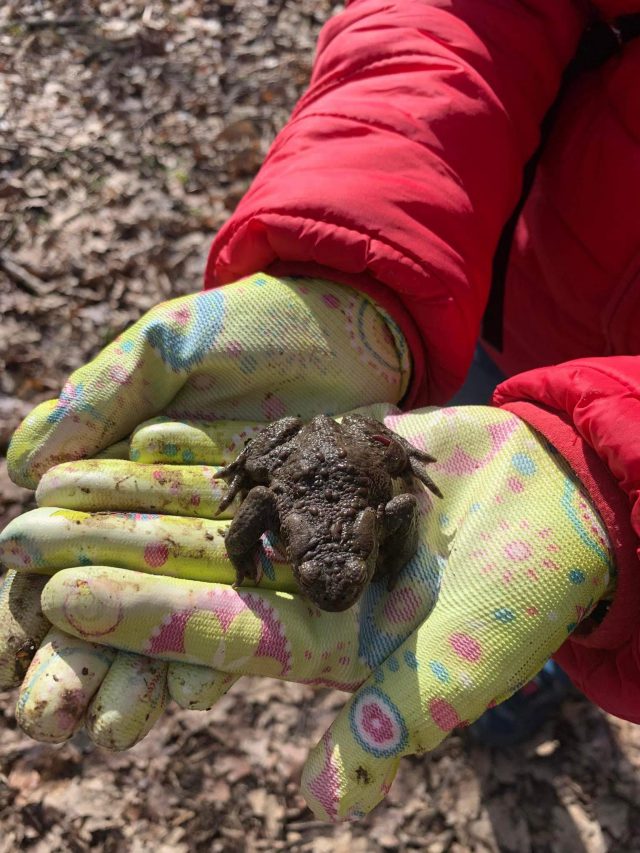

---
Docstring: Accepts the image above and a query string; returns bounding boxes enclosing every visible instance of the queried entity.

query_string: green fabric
[2,405,614,820]
[1,274,406,752]
[7,274,409,490]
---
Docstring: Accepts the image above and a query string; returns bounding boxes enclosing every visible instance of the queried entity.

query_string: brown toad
[217,414,441,611]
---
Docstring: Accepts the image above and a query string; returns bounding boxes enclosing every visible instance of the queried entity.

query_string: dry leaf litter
[1,2,639,851]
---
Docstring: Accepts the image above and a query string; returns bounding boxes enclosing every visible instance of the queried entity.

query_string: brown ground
[1,2,639,850]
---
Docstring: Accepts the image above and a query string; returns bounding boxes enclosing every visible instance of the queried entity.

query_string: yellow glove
[2,273,409,745]
[8,274,409,490]
[3,405,614,819]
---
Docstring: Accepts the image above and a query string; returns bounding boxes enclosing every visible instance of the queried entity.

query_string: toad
[217,414,441,611]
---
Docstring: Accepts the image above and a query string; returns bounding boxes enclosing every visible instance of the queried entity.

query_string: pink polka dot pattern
[109,365,131,385]
[449,632,482,663]
[507,477,524,493]
[144,542,169,567]
[428,698,462,731]
[169,306,190,326]
[504,540,532,561]
[322,293,340,308]
[261,393,287,420]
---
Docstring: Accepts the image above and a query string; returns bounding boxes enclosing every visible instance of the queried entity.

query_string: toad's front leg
[376,493,419,588]
[217,416,303,512]
[223,486,279,587]
[341,414,442,497]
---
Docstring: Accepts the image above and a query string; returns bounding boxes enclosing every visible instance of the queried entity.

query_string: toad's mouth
[296,557,370,612]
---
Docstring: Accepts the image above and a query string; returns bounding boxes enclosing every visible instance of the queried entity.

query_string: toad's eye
[371,434,391,446]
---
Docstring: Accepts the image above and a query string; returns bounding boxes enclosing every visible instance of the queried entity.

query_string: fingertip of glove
[7,399,70,490]
[42,566,131,644]
[167,663,238,710]
[6,444,38,491]
[301,733,396,823]
[40,569,76,626]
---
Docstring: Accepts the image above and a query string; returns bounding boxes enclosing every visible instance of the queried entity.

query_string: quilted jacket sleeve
[205,0,588,405]
[494,357,640,723]
[594,2,640,15]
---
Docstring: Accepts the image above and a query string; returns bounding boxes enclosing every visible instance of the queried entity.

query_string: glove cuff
[250,261,427,407]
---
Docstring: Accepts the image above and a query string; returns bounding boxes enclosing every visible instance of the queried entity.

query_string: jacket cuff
[498,399,640,651]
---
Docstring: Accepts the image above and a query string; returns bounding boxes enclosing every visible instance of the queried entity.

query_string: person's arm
[597,1,640,13]
[494,355,640,722]
[205,0,589,405]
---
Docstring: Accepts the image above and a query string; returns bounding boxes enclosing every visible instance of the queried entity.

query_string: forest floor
[1,2,640,851]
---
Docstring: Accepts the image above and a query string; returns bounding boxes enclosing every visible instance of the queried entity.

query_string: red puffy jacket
[205,1,640,722]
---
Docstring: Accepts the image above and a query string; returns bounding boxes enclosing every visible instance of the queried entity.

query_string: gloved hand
[9,273,409,490]
[4,405,615,820]
[0,422,264,747]
[1,273,409,745]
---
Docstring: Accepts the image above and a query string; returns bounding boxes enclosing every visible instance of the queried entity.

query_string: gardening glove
[24,405,615,820]
[0,421,263,748]
[0,417,292,746]
[8,273,409,491]
[1,273,408,742]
